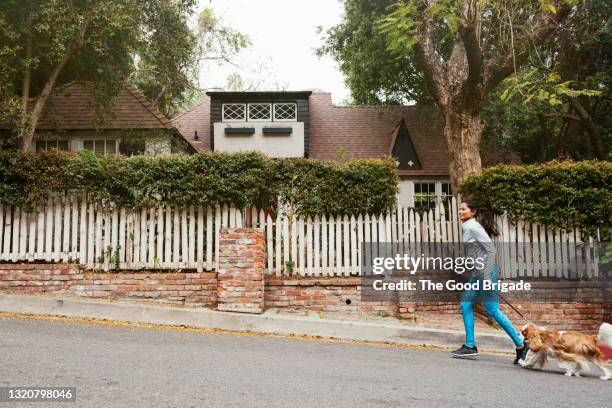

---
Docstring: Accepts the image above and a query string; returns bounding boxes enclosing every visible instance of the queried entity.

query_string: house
[1,82,192,156]
[172,90,521,208]
[3,84,518,208]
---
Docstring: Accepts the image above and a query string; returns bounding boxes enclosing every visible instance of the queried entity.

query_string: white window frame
[413,181,452,209]
[34,138,70,152]
[247,103,272,122]
[81,139,119,157]
[222,103,247,122]
[273,103,297,122]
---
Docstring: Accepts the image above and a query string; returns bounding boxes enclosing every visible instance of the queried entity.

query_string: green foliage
[130,0,199,117]
[460,161,612,236]
[143,6,251,116]
[0,0,197,128]
[483,0,611,162]
[0,151,398,216]
[376,1,419,53]
[318,0,566,106]
[195,7,250,64]
[316,0,429,105]
[378,0,460,54]
[499,69,601,106]
[272,158,399,216]
[325,0,608,164]
[0,1,252,127]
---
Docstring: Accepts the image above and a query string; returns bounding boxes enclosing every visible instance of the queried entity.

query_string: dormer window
[248,103,272,121]
[211,91,311,157]
[222,103,297,122]
[222,103,246,122]
[273,103,297,121]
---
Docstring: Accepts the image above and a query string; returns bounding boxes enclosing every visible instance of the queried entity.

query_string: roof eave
[205,91,313,98]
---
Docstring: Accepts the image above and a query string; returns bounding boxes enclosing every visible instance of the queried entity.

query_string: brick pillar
[217,228,265,313]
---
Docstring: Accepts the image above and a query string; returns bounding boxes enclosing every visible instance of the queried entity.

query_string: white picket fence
[0,194,248,272]
[0,194,601,278]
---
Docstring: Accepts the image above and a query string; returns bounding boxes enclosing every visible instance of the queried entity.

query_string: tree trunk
[21,15,32,115]
[444,108,484,193]
[18,5,33,145]
[153,84,167,106]
[19,61,68,153]
[569,98,604,160]
[19,17,90,153]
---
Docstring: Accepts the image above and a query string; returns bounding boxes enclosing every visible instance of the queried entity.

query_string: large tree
[320,0,576,190]
[0,0,198,152]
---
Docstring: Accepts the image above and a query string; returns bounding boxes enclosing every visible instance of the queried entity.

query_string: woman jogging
[451,199,529,364]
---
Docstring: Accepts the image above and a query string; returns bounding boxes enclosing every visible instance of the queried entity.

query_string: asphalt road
[0,316,610,408]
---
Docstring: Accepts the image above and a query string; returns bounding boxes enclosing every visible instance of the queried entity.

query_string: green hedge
[0,151,398,216]
[460,160,611,236]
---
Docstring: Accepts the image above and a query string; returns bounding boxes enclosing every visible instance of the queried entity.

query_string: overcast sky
[197,0,350,103]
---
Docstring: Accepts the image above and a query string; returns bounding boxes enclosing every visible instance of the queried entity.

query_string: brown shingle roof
[171,95,210,152]
[309,92,452,176]
[16,82,172,130]
[171,90,521,175]
[309,92,521,175]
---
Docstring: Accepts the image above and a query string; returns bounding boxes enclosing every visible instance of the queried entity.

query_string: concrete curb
[0,294,515,352]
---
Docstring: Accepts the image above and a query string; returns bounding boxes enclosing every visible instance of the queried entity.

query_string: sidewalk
[0,293,516,353]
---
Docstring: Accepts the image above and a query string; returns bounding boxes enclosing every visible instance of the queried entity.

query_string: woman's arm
[478,239,496,281]
[466,225,497,280]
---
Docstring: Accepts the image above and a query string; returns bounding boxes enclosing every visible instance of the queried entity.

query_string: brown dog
[519,324,610,380]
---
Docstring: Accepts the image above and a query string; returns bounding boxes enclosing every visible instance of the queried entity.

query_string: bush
[460,160,612,236]
[272,158,399,216]
[0,151,398,216]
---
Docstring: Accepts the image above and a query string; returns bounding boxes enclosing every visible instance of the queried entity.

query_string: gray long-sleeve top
[462,218,496,280]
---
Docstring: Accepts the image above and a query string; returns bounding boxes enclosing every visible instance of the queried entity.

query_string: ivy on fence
[460,160,612,236]
[0,151,398,216]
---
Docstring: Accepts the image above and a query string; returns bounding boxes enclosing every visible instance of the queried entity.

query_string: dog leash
[496,291,532,324]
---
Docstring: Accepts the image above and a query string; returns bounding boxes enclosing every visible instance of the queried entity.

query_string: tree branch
[481,1,572,98]
[568,97,604,159]
[197,55,243,69]
[458,0,483,99]
[21,6,33,117]
[152,84,167,105]
[413,0,448,109]
[20,16,91,152]
[543,112,581,122]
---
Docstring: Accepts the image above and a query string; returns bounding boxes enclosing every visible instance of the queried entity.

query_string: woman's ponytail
[462,198,499,238]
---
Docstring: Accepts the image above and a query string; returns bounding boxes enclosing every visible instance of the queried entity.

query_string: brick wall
[265,277,397,316]
[217,228,265,313]
[265,276,609,332]
[492,281,611,332]
[396,280,612,333]
[0,264,216,306]
[0,263,609,332]
[496,302,612,332]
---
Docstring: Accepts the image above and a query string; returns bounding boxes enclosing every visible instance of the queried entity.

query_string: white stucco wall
[397,180,415,207]
[213,122,304,158]
[145,138,171,155]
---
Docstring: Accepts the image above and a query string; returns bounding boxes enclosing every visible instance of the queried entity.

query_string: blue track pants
[460,265,523,347]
